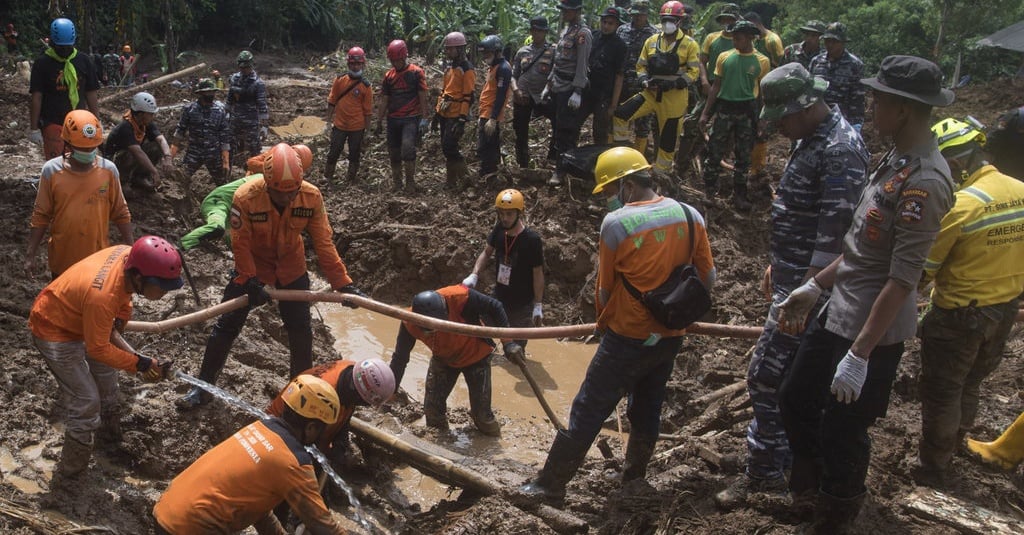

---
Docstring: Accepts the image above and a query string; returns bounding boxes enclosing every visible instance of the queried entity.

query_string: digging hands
[532,303,543,327]
[244,277,271,308]
[461,273,478,288]
[337,284,367,309]
[777,277,824,335]
[504,341,526,365]
[137,355,174,382]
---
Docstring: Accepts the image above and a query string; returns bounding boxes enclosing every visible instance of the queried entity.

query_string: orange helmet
[292,144,313,171]
[61,109,104,148]
[263,143,303,192]
[495,188,525,211]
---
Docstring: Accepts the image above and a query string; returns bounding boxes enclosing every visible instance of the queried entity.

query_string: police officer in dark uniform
[511,16,557,168]
[545,0,593,186]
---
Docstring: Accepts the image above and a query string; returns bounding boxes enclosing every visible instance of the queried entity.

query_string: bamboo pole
[348,417,587,533]
[98,62,208,105]
[509,353,566,431]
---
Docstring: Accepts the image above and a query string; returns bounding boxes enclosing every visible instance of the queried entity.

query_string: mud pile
[0,51,1021,534]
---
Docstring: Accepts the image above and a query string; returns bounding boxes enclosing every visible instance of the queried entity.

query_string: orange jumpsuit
[30,157,131,275]
[228,178,352,288]
[402,285,496,369]
[267,360,357,454]
[153,418,346,535]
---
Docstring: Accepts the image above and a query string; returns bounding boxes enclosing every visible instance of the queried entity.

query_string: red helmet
[660,1,686,18]
[347,46,366,63]
[292,144,313,171]
[125,236,183,288]
[443,32,467,48]
[386,39,408,61]
[263,143,303,192]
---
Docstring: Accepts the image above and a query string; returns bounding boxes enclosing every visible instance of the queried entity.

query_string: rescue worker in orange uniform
[436,31,475,189]
[178,143,367,410]
[390,285,525,436]
[476,35,513,187]
[29,236,179,479]
[153,375,347,535]
[26,109,133,279]
[324,47,373,184]
[245,143,313,175]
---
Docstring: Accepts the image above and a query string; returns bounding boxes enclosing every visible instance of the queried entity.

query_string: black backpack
[646,35,681,77]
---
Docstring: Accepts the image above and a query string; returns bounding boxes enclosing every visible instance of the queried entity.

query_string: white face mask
[663,21,678,34]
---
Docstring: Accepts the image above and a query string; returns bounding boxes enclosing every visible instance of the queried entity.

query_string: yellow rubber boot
[967,412,1024,470]
[750,141,768,175]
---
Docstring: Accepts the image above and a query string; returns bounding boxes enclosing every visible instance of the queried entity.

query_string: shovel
[508,351,566,432]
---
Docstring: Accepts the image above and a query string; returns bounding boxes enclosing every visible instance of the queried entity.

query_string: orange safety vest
[403,285,494,368]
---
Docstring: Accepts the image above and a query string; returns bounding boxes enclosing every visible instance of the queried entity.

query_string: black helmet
[478,35,502,52]
[412,291,448,320]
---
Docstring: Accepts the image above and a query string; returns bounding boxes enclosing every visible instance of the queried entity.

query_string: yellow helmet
[281,375,340,425]
[495,188,525,211]
[932,117,986,155]
[593,147,652,194]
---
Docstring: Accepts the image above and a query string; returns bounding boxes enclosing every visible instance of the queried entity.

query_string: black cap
[743,12,762,25]
[530,16,550,31]
[860,55,954,107]
[558,0,583,10]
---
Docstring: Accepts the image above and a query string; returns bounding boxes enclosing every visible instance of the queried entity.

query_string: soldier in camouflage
[714,62,868,509]
[172,79,232,182]
[809,23,865,130]
[782,20,825,70]
[227,50,269,164]
[612,1,658,153]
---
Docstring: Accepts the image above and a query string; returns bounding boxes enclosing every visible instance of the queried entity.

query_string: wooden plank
[901,487,1023,535]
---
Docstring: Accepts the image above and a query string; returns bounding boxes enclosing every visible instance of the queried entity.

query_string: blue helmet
[50,18,76,46]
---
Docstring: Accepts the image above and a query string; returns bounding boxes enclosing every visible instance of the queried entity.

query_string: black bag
[621,204,712,330]
[646,36,681,77]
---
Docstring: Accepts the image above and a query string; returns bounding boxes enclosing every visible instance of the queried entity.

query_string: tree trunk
[933,0,950,60]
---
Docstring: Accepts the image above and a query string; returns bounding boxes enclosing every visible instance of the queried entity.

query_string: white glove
[831,350,868,403]
[484,118,497,137]
[462,273,478,288]
[777,277,824,335]
[540,86,551,103]
[568,90,582,110]
[28,129,43,145]
[258,125,269,141]
[532,303,543,327]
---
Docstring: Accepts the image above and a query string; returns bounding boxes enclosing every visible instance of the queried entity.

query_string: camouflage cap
[760,63,828,122]
[729,20,760,36]
[628,0,650,15]
[800,20,827,34]
[715,3,743,23]
[822,22,848,42]
[194,78,218,93]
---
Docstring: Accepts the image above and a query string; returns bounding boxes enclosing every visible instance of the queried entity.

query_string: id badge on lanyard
[497,263,512,286]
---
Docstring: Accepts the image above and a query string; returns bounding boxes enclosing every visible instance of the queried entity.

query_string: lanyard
[503,229,522,262]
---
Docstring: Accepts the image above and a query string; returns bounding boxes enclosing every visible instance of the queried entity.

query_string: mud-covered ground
[0,50,1022,534]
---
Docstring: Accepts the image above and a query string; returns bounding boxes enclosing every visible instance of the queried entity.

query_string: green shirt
[714,49,770,102]
[701,32,734,81]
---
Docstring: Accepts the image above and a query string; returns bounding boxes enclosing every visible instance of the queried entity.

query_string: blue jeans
[566,330,681,446]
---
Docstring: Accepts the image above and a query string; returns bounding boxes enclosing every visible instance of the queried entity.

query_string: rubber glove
[568,90,582,110]
[532,303,543,327]
[777,277,824,335]
[540,86,551,104]
[243,277,271,307]
[503,341,525,364]
[137,355,174,382]
[258,125,269,141]
[337,284,368,309]
[462,273,478,288]
[484,118,497,137]
[28,129,42,145]
[831,350,868,403]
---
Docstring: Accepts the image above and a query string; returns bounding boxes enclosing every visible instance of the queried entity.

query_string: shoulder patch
[291,207,314,218]
[229,206,242,229]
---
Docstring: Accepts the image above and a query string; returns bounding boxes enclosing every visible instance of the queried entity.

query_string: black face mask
[199,95,214,105]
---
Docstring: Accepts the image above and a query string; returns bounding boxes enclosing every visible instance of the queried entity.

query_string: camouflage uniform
[227,70,269,162]
[782,42,820,71]
[747,105,868,481]
[809,51,865,126]
[174,99,231,180]
[613,19,658,144]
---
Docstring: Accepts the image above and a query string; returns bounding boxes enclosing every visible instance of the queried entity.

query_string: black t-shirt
[103,119,161,157]
[487,223,544,308]
[588,33,627,98]
[29,51,101,126]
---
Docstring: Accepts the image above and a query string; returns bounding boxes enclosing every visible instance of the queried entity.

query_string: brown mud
[0,50,1021,534]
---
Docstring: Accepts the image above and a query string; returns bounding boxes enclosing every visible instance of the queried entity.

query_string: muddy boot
[391,162,403,191]
[176,386,213,411]
[967,412,1024,470]
[345,163,359,183]
[703,178,720,198]
[714,474,787,510]
[518,430,590,504]
[732,182,752,212]
[96,407,123,445]
[472,413,502,436]
[453,159,470,189]
[444,160,457,189]
[547,169,565,186]
[799,492,865,535]
[788,456,822,520]
[57,433,93,478]
[622,434,658,482]
[324,163,336,185]
[404,160,418,193]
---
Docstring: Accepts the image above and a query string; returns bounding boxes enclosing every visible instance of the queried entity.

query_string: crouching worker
[29,236,180,480]
[153,375,347,535]
[389,286,525,436]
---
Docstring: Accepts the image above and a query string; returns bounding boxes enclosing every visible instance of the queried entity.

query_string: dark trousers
[551,90,585,161]
[183,151,226,183]
[512,96,556,166]
[779,316,904,498]
[477,118,501,177]
[198,272,313,384]
[386,116,419,162]
[566,330,681,447]
[423,354,494,427]
[918,299,1019,470]
[231,116,261,163]
[439,116,466,161]
[580,90,613,145]
[112,141,162,183]
[502,301,534,348]
[324,127,364,178]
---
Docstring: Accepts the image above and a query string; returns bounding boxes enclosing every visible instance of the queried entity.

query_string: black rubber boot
[799,492,865,535]
[788,455,823,520]
[732,182,752,212]
[96,407,123,444]
[404,160,418,193]
[391,163,403,191]
[57,433,93,478]
[622,433,658,482]
[518,430,590,504]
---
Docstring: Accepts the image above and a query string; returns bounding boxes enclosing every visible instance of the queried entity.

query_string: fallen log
[348,418,588,534]
[901,487,1023,535]
[98,62,208,105]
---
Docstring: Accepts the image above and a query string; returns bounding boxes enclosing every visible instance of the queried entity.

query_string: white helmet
[131,92,158,113]
[352,359,396,407]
